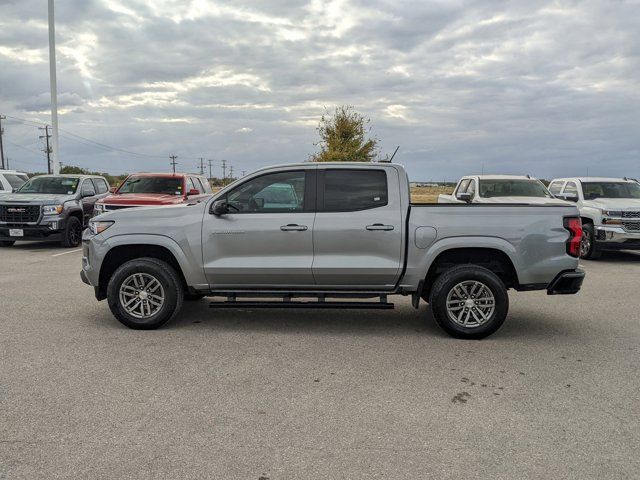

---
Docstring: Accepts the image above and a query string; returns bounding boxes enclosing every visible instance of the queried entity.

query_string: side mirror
[254,197,265,208]
[211,200,229,216]
[557,193,578,202]
[456,192,472,203]
[82,189,96,198]
[109,187,117,193]
[187,188,200,196]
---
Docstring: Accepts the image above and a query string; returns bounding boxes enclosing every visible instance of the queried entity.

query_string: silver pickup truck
[81,162,585,339]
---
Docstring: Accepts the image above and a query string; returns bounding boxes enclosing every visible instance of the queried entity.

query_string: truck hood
[0,193,74,205]
[477,196,569,205]
[100,193,184,206]
[582,198,640,210]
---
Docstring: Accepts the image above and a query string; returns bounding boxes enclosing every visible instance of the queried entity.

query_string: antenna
[383,146,400,163]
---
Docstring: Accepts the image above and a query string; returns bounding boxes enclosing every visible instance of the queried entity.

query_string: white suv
[548,177,640,259]
[0,170,29,193]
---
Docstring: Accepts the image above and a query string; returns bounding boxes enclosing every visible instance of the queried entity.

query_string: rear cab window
[320,169,388,212]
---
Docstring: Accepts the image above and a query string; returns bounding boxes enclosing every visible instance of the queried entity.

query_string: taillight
[563,217,582,258]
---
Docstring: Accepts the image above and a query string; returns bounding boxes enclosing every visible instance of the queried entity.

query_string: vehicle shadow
[595,250,640,263]
[8,240,65,251]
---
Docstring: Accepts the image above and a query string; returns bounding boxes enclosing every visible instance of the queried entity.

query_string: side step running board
[209,300,394,309]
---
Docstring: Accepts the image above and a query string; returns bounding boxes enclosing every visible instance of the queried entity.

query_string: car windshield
[16,176,79,194]
[118,176,184,195]
[479,179,552,198]
[582,182,640,199]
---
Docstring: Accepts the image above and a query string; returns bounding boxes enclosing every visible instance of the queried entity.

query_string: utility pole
[241,170,246,177]
[48,0,60,174]
[39,125,52,174]
[228,165,234,181]
[0,115,5,169]
[199,157,205,175]
[221,159,227,185]
[207,159,213,184]
[169,155,178,174]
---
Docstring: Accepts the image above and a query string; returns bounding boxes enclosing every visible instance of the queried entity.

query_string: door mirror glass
[456,191,472,203]
[187,188,200,196]
[211,200,229,215]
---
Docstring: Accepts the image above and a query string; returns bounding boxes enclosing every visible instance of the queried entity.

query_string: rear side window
[563,182,578,195]
[548,181,563,195]
[3,174,29,189]
[92,178,109,194]
[187,177,198,192]
[197,177,212,193]
[321,169,388,212]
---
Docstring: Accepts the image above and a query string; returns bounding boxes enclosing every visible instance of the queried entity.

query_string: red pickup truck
[94,173,213,214]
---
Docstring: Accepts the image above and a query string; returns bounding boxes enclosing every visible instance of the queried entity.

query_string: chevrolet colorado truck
[81,163,585,339]
[94,172,213,215]
[0,174,110,247]
[548,177,640,259]
[438,175,567,205]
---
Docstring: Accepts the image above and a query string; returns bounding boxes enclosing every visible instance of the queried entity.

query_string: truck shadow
[165,301,576,340]
[595,250,640,263]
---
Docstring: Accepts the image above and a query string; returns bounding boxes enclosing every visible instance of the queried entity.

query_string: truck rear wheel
[106,257,184,330]
[429,265,509,339]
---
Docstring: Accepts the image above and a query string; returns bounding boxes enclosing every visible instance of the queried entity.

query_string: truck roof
[463,175,538,180]
[125,172,204,178]
[551,177,637,183]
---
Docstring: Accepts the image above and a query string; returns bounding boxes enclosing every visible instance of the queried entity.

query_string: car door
[312,167,403,288]
[202,167,317,287]
[79,179,99,224]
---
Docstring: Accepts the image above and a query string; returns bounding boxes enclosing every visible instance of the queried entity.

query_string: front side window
[4,174,29,189]
[563,182,578,195]
[322,169,388,211]
[479,179,552,198]
[92,178,109,194]
[81,179,96,196]
[548,181,564,195]
[118,176,184,195]
[17,176,79,194]
[226,170,306,213]
[456,179,471,195]
[582,182,640,200]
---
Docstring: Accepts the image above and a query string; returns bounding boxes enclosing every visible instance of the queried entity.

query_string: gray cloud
[0,0,638,180]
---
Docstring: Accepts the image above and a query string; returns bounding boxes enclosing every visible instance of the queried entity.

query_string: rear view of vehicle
[549,177,640,258]
[94,173,212,215]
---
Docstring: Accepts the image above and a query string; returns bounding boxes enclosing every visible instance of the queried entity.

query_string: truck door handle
[280,224,308,231]
[366,224,394,231]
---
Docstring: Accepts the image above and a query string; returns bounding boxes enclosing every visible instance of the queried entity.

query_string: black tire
[580,223,601,260]
[429,265,509,339]
[61,216,82,248]
[184,293,206,301]
[0,240,15,247]
[107,257,184,330]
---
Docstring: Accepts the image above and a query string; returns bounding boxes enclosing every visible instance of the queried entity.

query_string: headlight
[603,210,622,217]
[43,204,64,215]
[88,220,114,235]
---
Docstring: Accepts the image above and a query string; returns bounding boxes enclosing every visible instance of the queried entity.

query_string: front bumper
[547,269,585,295]
[0,221,66,240]
[594,226,640,250]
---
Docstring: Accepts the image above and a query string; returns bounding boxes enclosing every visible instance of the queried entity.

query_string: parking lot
[1,243,638,479]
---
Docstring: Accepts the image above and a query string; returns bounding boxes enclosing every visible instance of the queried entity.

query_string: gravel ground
[1,242,638,479]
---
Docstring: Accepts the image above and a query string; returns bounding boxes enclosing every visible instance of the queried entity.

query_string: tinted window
[81,179,96,196]
[322,169,387,211]
[3,174,28,189]
[227,170,306,213]
[548,181,563,195]
[17,176,79,194]
[563,182,578,195]
[92,178,109,194]
[582,182,640,199]
[118,176,184,195]
[479,179,552,198]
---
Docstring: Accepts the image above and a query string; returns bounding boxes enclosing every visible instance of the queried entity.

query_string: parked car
[0,169,29,192]
[548,177,640,259]
[0,174,110,247]
[438,175,568,204]
[81,162,584,339]
[94,173,213,215]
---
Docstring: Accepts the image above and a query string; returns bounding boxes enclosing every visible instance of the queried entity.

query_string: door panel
[312,168,403,288]
[202,168,316,287]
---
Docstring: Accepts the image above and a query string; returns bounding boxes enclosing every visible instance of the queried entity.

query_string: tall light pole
[48,0,60,174]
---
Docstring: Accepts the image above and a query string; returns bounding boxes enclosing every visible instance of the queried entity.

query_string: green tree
[310,105,382,162]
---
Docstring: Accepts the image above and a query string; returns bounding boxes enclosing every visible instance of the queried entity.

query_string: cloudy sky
[1,0,638,180]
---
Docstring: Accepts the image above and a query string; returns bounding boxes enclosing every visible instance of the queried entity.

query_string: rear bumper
[547,269,585,295]
[595,226,640,250]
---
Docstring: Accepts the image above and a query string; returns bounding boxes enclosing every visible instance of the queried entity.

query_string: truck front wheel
[429,265,509,339]
[580,223,601,260]
[106,257,184,330]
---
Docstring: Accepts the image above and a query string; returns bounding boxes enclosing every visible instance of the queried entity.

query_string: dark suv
[0,174,110,247]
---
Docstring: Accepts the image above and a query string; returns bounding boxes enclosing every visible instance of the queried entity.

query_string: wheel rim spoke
[445,279,495,328]
[119,272,165,320]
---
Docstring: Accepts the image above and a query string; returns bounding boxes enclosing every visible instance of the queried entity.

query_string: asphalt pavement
[1,242,638,479]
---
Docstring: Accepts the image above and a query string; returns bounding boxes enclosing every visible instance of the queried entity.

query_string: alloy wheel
[118,273,165,319]
[445,280,496,327]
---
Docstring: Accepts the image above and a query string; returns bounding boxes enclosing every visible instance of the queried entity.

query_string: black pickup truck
[0,174,110,248]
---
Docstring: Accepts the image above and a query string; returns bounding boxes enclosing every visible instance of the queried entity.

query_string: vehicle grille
[622,211,640,219]
[0,205,40,223]
[622,221,640,232]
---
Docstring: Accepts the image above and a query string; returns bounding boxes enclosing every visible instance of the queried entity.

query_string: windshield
[582,182,640,199]
[17,176,79,194]
[117,176,184,195]
[479,179,552,198]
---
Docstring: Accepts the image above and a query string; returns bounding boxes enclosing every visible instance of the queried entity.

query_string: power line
[39,126,52,174]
